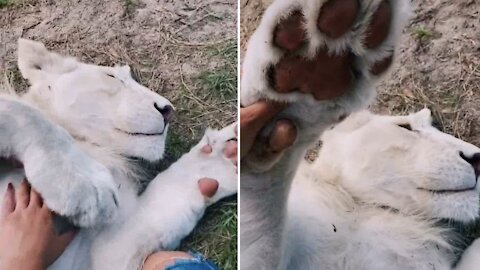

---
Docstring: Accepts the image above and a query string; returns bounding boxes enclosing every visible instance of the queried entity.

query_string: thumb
[240,101,285,158]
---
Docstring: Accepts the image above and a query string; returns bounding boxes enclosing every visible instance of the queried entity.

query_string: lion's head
[17,39,173,161]
[317,109,480,222]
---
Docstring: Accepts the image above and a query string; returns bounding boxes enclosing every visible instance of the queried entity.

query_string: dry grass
[371,0,480,146]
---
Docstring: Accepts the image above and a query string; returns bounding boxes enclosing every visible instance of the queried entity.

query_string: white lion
[0,39,237,270]
[240,0,480,269]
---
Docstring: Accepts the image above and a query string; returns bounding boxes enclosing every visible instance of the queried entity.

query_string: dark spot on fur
[338,113,349,122]
[112,192,119,207]
[267,65,276,89]
[333,224,337,232]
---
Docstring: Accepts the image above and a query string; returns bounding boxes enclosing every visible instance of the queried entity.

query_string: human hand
[240,101,297,159]
[0,180,76,270]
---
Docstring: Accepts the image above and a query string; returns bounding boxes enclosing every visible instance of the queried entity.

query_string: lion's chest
[112,171,140,222]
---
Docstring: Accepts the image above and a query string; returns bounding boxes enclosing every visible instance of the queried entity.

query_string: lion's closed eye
[105,73,126,87]
[397,123,413,131]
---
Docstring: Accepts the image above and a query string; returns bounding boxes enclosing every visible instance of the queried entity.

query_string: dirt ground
[240,0,480,242]
[0,0,237,268]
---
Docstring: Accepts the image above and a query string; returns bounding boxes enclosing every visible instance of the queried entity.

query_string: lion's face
[318,109,480,222]
[17,39,173,161]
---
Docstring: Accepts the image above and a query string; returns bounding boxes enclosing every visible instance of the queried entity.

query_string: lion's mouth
[418,185,477,194]
[115,128,165,137]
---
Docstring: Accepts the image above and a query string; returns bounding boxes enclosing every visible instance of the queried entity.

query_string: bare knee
[142,251,192,270]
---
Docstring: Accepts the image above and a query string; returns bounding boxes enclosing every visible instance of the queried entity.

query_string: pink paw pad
[198,177,219,198]
[201,144,213,154]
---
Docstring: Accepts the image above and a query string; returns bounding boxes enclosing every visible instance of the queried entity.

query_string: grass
[413,27,433,40]
[207,41,237,66]
[0,0,26,8]
[207,14,223,22]
[200,41,237,101]
[200,70,237,101]
[123,0,134,7]
[164,130,195,161]
[0,0,9,8]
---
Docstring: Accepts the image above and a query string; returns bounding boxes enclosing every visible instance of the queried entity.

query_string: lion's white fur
[242,108,480,270]
[240,0,480,269]
[282,110,480,270]
[0,39,237,270]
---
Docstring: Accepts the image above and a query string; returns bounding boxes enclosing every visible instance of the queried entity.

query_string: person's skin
[0,180,76,270]
[240,101,299,159]
[142,251,194,270]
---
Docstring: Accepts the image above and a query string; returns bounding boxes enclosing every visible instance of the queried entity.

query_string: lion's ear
[17,39,79,84]
[409,108,432,127]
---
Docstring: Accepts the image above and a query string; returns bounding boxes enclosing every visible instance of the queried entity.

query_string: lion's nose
[154,103,174,124]
[460,152,480,179]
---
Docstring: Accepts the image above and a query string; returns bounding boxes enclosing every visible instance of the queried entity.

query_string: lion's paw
[27,147,119,228]
[192,123,238,204]
[241,0,410,106]
[241,0,411,172]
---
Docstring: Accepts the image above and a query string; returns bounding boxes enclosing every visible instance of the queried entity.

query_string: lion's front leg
[454,239,480,270]
[240,0,411,268]
[0,97,118,227]
[90,123,237,270]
